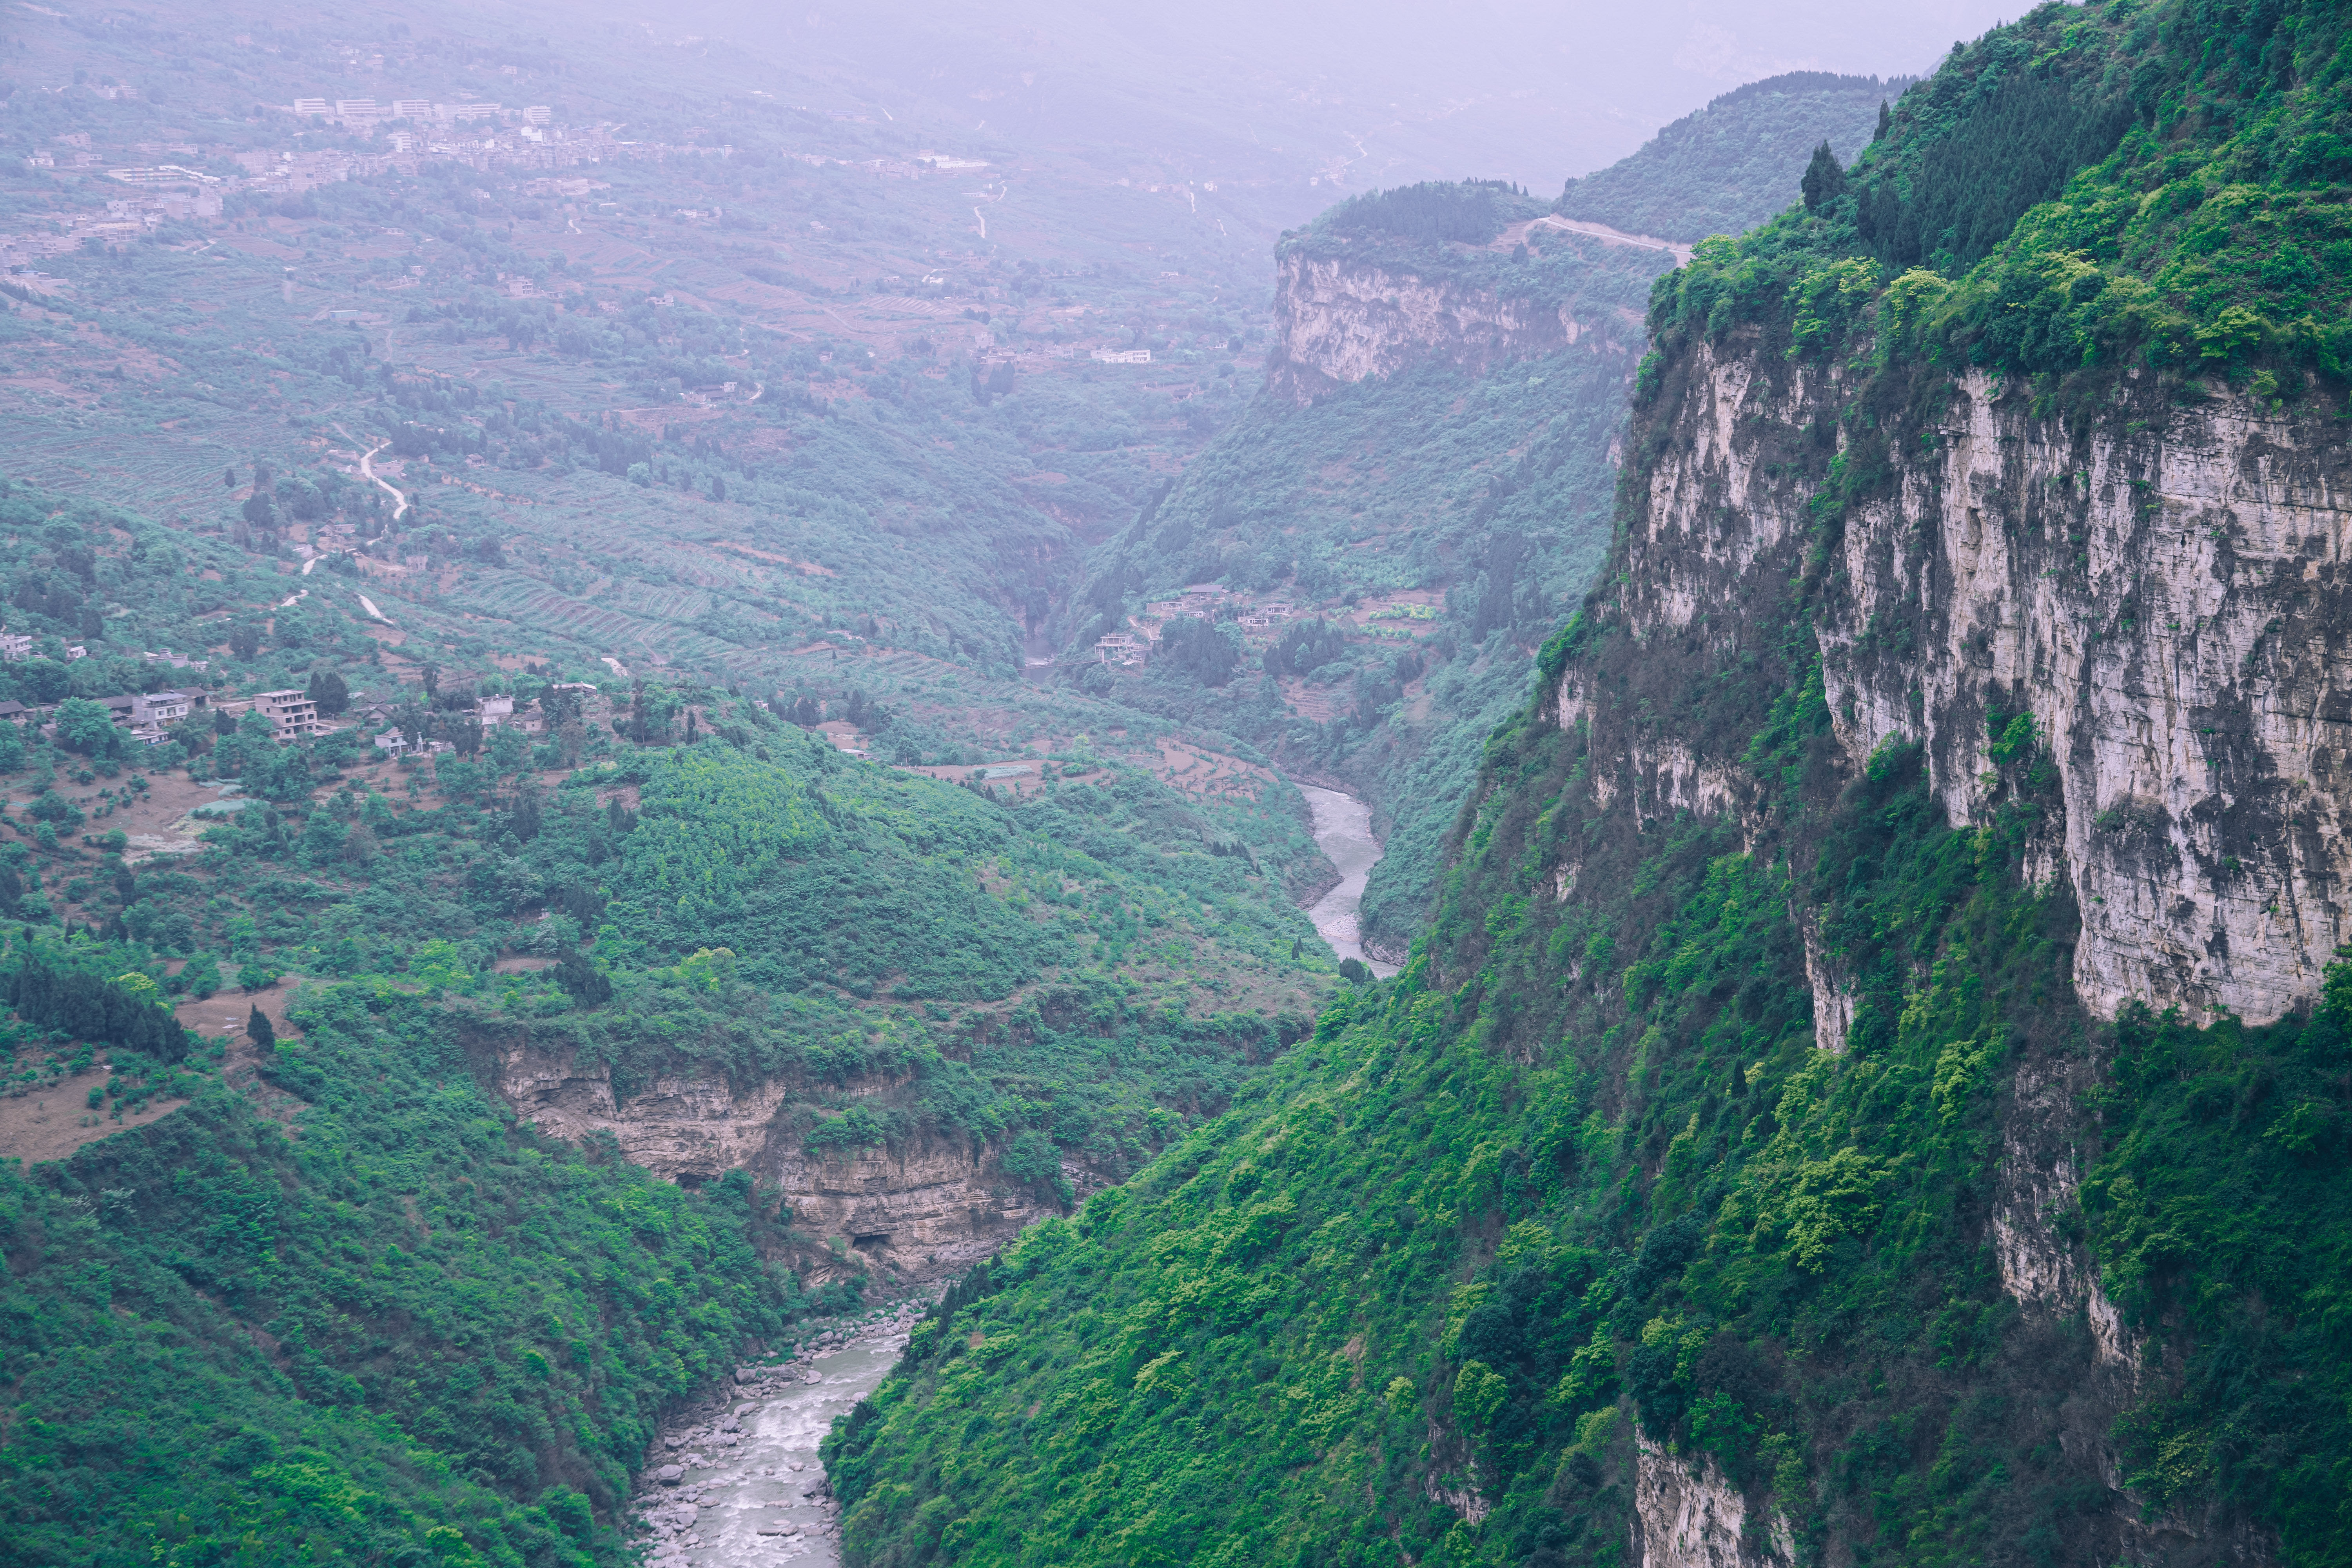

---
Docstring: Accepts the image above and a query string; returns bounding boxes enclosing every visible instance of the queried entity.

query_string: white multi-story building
[254,689,328,738]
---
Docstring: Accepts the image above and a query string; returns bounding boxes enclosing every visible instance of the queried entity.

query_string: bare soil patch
[0,1067,187,1166]
[175,975,302,1044]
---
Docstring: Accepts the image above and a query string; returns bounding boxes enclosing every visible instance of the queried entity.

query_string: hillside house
[100,690,194,744]
[254,689,328,739]
[477,695,545,733]
[1095,633,1147,666]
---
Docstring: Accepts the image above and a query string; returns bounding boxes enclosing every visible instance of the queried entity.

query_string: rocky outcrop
[1604,338,2352,1024]
[1631,1444,1793,1568]
[1992,1053,2136,1370]
[488,1033,1058,1279]
[1265,248,1604,405]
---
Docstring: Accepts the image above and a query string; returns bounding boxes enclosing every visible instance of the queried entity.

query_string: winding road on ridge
[358,440,409,520]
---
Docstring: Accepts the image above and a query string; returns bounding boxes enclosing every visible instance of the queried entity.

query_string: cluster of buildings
[0,635,212,670]
[287,98,552,130]
[0,634,84,662]
[358,684,585,758]
[280,99,579,160]
[0,686,325,748]
[1093,585,1299,666]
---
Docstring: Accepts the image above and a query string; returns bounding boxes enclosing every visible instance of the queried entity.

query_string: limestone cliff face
[1265,248,1594,406]
[486,1031,1064,1280]
[1546,332,2321,1567]
[1631,1445,1794,1568]
[1532,334,2315,1568]
[1591,336,2352,1026]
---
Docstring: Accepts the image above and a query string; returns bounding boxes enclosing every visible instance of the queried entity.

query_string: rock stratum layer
[488,1033,1057,1280]
[1593,339,2351,1025]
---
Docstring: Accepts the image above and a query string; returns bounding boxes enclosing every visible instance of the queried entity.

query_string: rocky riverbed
[629,1299,932,1566]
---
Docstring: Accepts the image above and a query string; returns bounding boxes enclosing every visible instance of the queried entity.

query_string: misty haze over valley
[0,2,2344,1565]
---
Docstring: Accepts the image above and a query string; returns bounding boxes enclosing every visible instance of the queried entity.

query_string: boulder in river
[657,1464,684,1484]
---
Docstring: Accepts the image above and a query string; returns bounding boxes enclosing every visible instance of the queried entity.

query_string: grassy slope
[824,3,2352,1564]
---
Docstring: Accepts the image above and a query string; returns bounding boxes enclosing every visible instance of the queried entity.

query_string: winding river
[1296,783,1399,978]
[628,784,1396,1560]
[632,1304,924,1567]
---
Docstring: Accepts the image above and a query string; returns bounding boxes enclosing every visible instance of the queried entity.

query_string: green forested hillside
[1650,0,2352,385]
[0,465,1330,1561]
[1554,72,1907,242]
[828,3,2352,1564]
[831,718,2349,1566]
[0,974,828,1567]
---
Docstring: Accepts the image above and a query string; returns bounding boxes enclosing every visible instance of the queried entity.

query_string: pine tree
[247,1005,275,1049]
[1801,141,1847,211]
[1875,100,1892,142]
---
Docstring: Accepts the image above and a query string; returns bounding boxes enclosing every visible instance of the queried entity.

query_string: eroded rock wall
[1631,1445,1793,1568]
[1592,337,2352,1025]
[489,1033,1054,1279]
[1265,249,1593,405]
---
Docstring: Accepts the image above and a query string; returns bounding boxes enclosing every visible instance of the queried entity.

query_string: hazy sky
[656,0,2033,190]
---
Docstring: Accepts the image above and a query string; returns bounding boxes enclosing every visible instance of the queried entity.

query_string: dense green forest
[828,2,2352,1565]
[1650,0,2352,385]
[1554,72,1908,243]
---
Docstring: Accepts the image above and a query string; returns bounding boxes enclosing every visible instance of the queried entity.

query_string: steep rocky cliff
[1563,337,2342,1564]
[1619,345,2352,1027]
[1264,244,1610,406]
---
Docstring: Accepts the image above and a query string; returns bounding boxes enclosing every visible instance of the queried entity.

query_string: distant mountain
[1555,70,1911,241]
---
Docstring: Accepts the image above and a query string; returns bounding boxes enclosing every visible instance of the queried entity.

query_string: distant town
[3,89,997,274]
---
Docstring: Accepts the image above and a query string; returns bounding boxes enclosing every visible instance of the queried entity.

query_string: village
[0,628,594,762]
